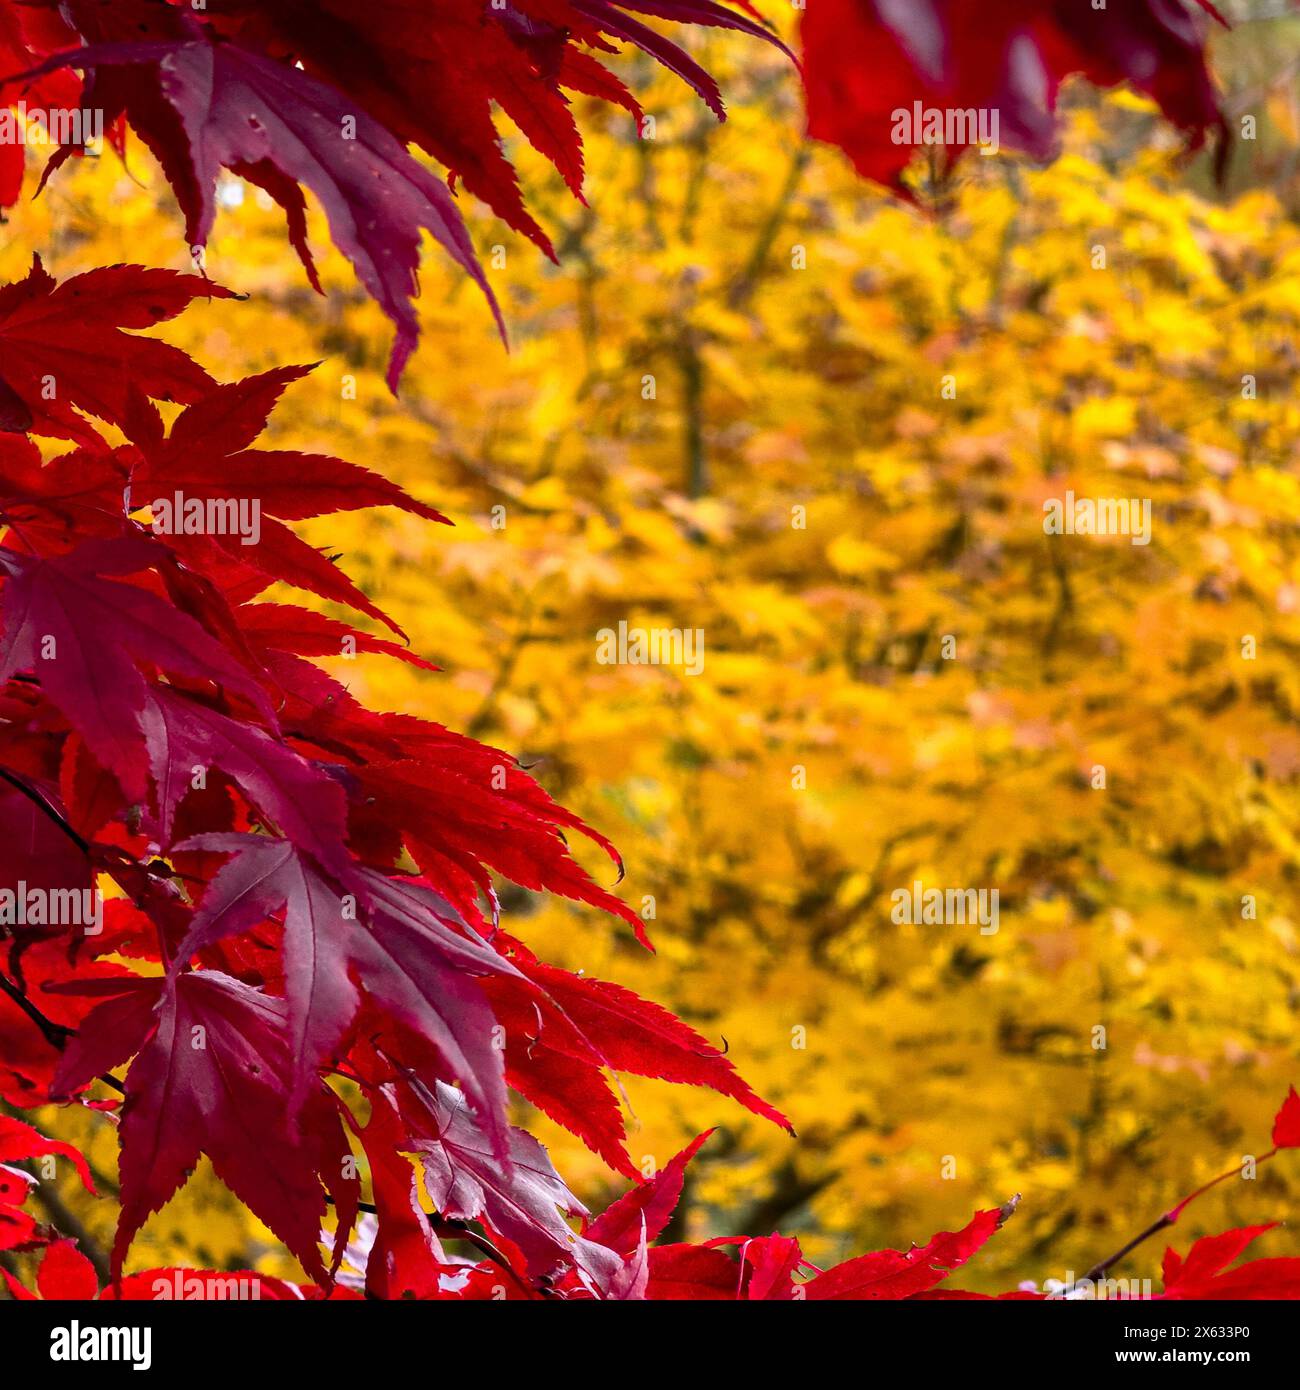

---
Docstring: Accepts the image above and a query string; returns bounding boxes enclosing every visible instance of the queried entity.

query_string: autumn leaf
[0,257,235,442]
[803,1209,1002,1300]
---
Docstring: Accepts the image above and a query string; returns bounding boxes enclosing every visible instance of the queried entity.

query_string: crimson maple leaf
[1160,1224,1300,1300]
[236,602,440,674]
[0,1112,95,1252]
[0,1238,98,1299]
[0,536,272,800]
[2,1239,311,1300]
[0,257,235,442]
[121,367,447,634]
[0,929,133,1102]
[803,1208,1003,1300]
[9,0,783,386]
[139,686,349,868]
[392,1074,625,1293]
[53,968,359,1280]
[0,774,93,947]
[1272,1085,1300,1149]
[803,0,1224,189]
[586,1130,716,1255]
[0,0,88,210]
[500,938,793,1133]
[130,367,451,525]
[171,835,521,1129]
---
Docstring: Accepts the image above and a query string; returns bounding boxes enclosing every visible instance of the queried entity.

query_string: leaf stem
[0,969,71,1050]
[1066,1148,1282,1292]
[0,765,90,855]
[0,970,125,1093]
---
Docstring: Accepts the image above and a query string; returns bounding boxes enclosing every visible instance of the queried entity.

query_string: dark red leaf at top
[7,0,786,387]
[21,15,503,392]
[803,0,1224,189]
[208,0,787,244]
[0,0,83,208]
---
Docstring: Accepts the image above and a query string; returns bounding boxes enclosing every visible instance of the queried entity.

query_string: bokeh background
[5,1,1300,1294]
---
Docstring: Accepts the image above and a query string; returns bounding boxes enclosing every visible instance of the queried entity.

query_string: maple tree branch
[0,970,125,1094]
[0,969,71,1051]
[28,1167,113,1286]
[728,145,810,309]
[679,334,707,501]
[1076,1213,1175,1287]
[427,1214,526,1286]
[1066,1148,1283,1292]
[466,594,536,739]
[435,1219,544,1299]
[0,765,90,855]
[1166,1148,1279,1222]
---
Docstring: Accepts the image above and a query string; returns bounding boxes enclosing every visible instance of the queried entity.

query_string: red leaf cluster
[0,0,784,386]
[0,258,793,1295]
[1,1,1232,385]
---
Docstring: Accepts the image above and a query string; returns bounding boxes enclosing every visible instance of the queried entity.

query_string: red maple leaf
[586,1131,716,1254]
[0,1112,95,1253]
[0,257,235,441]
[1160,1224,1300,1300]
[803,0,1224,189]
[54,968,359,1280]
[803,1208,1002,1300]
[1272,1085,1300,1150]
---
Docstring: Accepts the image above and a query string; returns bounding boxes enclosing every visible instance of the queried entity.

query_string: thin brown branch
[0,970,125,1093]
[1066,1147,1284,1293]
[0,765,90,855]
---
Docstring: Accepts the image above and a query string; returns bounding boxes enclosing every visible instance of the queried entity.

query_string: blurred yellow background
[6,15,1300,1293]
